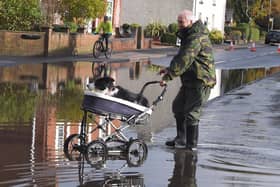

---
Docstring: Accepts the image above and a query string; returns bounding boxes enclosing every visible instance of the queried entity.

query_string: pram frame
[64,81,167,160]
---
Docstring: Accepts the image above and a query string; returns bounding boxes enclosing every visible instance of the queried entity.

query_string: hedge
[160,32,177,45]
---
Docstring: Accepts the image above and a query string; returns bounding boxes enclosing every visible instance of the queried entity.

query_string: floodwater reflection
[0,60,175,186]
[1,60,280,186]
[168,150,197,187]
[75,153,145,186]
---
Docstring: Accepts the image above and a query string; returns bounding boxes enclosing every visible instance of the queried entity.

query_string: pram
[64,81,167,164]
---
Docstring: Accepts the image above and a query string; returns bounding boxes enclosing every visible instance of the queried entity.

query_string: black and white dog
[88,77,149,107]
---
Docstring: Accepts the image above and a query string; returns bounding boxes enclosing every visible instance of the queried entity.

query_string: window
[199,12,202,20]
[212,0,216,6]
[106,0,114,21]
[55,125,64,150]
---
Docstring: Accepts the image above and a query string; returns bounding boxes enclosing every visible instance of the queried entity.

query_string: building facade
[193,0,227,33]
[39,0,227,33]
[118,0,227,33]
[119,0,193,26]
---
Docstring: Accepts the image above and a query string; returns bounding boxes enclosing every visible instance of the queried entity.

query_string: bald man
[160,10,216,150]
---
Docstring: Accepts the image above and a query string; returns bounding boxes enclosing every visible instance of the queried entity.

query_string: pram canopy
[82,91,152,120]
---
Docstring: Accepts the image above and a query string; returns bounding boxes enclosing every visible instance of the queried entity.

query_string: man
[94,16,113,51]
[160,10,216,150]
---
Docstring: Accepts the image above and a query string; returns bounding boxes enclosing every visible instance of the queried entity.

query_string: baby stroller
[64,81,167,164]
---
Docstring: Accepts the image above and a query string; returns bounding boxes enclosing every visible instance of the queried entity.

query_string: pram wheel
[86,140,107,167]
[64,134,85,160]
[126,139,148,167]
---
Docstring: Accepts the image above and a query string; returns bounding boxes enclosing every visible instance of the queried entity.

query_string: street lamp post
[268,0,272,31]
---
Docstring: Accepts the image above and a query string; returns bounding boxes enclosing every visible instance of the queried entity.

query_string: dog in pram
[88,76,149,107]
[64,77,167,165]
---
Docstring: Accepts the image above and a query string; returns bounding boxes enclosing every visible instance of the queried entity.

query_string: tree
[58,0,106,26]
[271,0,280,29]
[271,0,280,14]
[40,0,61,26]
[228,0,280,29]
[227,0,250,23]
[0,0,43,31]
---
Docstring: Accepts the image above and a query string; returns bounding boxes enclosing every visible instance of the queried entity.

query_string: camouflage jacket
[163,20,216,88]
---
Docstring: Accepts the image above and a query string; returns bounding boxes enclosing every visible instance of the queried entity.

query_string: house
[119,0,193,26]
[193,0,227,33]
[118,0,227,33]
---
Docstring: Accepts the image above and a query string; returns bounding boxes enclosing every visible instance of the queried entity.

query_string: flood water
[0,60,280,186]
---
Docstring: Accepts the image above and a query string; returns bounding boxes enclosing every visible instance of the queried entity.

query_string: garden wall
[0,28,152,57]
[0,31,45,56]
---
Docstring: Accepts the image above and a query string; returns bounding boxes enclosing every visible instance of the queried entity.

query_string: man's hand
[159,68,168,75]
[159,68,173,81]
[160,80,167,87]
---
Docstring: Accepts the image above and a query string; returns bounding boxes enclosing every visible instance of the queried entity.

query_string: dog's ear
[94,76,116,90]
[103,76,115,88]
[94,78,106,90]
[103,76,115,83]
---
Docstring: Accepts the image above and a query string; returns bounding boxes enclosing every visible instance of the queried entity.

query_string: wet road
[0,59,280,186]
[215,45,280,69]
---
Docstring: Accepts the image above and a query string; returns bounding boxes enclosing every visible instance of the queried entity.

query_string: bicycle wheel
[86,140,107,167]
[64,134,83,160]
[105,42,112,59]
[126,139,148,167]
[93,41,103,58]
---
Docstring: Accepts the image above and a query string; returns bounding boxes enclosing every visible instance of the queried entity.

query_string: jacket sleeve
[95,22,103,33]
[164,35,201,80]
[107,22,113,34]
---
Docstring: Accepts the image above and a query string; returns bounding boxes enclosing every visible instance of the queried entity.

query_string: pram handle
[137,81,167,106]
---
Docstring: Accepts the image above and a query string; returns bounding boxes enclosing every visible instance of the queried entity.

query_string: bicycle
[93,33,113,59]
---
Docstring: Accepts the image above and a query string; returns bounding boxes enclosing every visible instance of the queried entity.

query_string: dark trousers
[102,33,111,50]
[172,81,211,126]
[172,81,211,147]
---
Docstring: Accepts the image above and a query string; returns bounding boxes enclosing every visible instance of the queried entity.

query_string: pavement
[146,70,280,187]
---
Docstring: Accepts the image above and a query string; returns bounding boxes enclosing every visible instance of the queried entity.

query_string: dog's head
[88,77,118,96]
[94,77,115,90]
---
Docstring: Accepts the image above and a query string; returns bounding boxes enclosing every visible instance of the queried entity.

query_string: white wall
[193,0,227,33]
[120,0,193,26]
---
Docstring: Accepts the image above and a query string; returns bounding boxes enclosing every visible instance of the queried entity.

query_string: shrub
[144,21,166,39]
[122,23,130,30]
[250,27,260,41]
[0,0,43,31]
[224,26,232,40]
[130,23,140,29]
[259,30,267,40]
[168,23,178,33]
[209,29,223,44]
[161,32,177,45]
[52,24,69,32]
[122,23,131,34]
[231,30,242,41]
[237,23,250,40]
[64,22,78,33]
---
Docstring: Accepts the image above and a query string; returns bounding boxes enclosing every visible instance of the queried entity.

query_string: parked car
[265,30,280,44]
